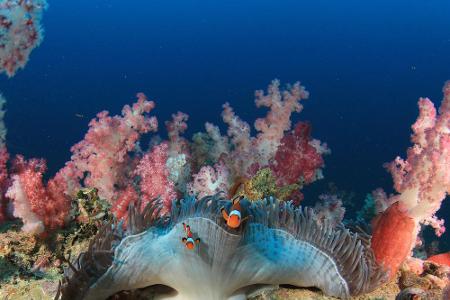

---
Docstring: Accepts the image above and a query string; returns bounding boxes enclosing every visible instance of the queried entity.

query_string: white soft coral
[188,160,231,198]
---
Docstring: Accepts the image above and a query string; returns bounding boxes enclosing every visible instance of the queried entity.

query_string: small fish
[181,223,200,250]
[221,195,249,229]
[75,113,84,118]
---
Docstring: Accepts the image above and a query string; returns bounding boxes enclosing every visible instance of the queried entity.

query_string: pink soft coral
[166,111,189,154]
[5,94,160,230]
[0,0,47,77]
[5,94,159,231]
[383,83,450,236]
[221,80,310,179]
[70,93,158,202]
[165,112,191,193]
[253,80,309,165]
[372,82,450,278]
[6,156,70,234]
[135,142,177,213]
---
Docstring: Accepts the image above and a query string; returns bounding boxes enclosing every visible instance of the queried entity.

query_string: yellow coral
[232,168,299,201]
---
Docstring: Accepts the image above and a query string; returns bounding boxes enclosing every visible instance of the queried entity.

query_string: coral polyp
[59,194,386,300]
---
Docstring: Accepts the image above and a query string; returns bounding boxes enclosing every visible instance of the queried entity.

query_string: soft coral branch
[187,160,231,199]
[165,112,191,194]
[135,142,177,214]
[6,156,70,234]
[253,80,309,166]
[221,80,311,179]
[188,80,326,200]
[0,0,47,77]
[270,122,329,186]
[70,93,158,202]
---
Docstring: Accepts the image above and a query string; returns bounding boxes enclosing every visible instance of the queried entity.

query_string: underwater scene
[0,0,450,299]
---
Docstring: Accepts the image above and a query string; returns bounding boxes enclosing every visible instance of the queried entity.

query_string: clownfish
[220,195,250,229]
[181,223,200,250]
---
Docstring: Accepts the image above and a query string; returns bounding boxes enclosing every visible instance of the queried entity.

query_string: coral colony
[0,0,47,77]
[0,79,449,299]
[1,1,450,300]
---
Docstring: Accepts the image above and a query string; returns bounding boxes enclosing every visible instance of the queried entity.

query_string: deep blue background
[1,0,450,246]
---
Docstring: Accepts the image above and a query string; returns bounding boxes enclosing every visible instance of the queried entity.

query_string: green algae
[235,168,300,201]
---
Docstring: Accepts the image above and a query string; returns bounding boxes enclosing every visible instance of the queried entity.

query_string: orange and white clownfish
[220,195,250,229]
[181,222,200,250]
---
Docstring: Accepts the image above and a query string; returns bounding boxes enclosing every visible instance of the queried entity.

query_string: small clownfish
[221,195,250,229]
[181,223,200,250]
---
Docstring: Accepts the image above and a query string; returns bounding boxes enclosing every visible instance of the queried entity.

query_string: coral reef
[0,80,327,233]
[189,81,328,204]
[0,186,116,299]
[4,94,158,234]
[0,80,449,299]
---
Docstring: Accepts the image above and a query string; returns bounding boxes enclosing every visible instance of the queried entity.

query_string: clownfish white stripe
[229,210,241,219]
[186,237,195,244]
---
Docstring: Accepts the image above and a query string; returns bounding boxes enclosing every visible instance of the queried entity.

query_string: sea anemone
[57,194,386,300]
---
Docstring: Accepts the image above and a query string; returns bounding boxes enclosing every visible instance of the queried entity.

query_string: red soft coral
[6,155,70,234]
[270,122,328,186]
[112,185,139,221]
[135,142,177,214]
[219,80,310,179]
[427,252,450,267]
[371,202,416,278]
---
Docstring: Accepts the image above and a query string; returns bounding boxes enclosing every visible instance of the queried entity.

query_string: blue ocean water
[1,0,450,245]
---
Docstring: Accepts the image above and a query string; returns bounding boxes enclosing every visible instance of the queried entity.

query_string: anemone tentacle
[59,194,387,300]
